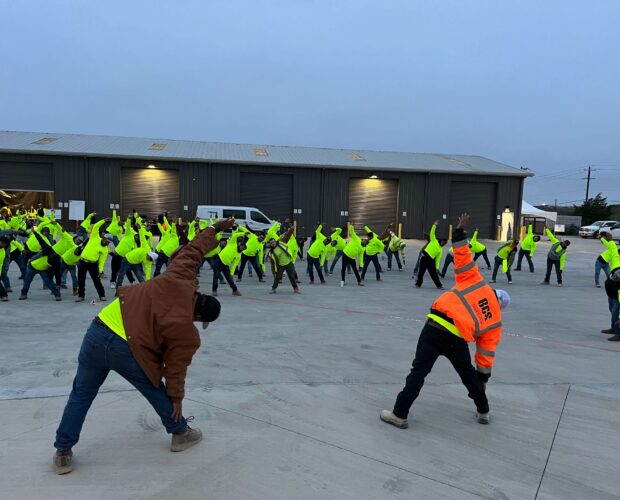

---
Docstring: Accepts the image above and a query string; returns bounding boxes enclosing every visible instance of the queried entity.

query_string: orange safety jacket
[428,237,502,375]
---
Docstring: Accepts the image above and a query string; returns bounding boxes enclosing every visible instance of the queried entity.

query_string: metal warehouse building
[0,131,532,238]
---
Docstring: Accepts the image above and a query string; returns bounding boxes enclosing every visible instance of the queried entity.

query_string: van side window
[223,209,246,219]
[251,211,270,224]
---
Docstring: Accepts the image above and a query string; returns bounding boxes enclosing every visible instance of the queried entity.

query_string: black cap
[195,294,221,330]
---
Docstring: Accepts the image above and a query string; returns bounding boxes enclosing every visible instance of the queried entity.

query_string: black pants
[544,258,562,284]
[272,263,297,290]
[307,256,325,282]
[515,248,534,272]
[111,254,134,283]
[492,256,512,282]
[440,252,454,277]
[393,324,489,418]
[474,249,491,268]
[212,255,237,292]
[77,260,105,299]
[341,254,361,283]
[361,253,381,280]
[154,252,169,277]
[415,254,442,288]
[237,254,263,280]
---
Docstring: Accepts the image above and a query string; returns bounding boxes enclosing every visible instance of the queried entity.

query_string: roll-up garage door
[240,173,293,222]
[121,168,180,219]
[0,162,53,191]
[448,181,497,238]
[348,178,398,233]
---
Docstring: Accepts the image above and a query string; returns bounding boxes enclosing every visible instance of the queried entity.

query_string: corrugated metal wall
[0,152,524,239]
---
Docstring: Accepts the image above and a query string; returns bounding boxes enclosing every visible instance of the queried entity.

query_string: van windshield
[251,211,270,224]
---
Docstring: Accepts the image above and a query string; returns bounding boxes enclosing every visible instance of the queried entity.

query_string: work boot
[358,281,364,286]
[6,287,12,293]
[170,426,202,452]
[269,289,277,294]
[293,288,301,294]
[557,283,563,287]
[320,279,326,284]
[232,290,242,297]
[477,412,490,424]
[540,281,549,285]
[60,284,68,289]
[379,410,408,429]
[53,449,73,475]
[489,280,496,283]
[55,296,62,302]
[110,282,116,289]
[601,328,614,334]
[309,280,314,284]
[1,297,7,302]
[212,291,218,297]
[99,296,107,302]
[340,281,345,287]
[75,297,85,302]
[73,289,78,296]
[608,334,620,341]
[19,295,27,300]
[259,279,265,283]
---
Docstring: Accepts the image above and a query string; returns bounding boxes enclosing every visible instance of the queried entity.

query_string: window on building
[251,210,270,224]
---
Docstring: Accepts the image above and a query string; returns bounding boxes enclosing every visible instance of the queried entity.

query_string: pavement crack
[534,383,571,499]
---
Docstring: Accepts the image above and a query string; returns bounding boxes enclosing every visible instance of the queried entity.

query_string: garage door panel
[449,181,497,238]
[121,168,179,219]
[349,178,398,233]
[240,173,293,222]
[0,162,53,191]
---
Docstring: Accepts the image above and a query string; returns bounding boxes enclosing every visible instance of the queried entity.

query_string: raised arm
[452,214,484,286]
[165,219,234,281]
[545,228,558,244]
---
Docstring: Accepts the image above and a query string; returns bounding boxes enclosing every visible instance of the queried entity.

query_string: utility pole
[583,166,597,202]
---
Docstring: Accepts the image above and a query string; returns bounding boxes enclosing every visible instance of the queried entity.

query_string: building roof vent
[349,153,365,161]
[32,137,59,145]
[254,148,269,157]
[149,143,167,151]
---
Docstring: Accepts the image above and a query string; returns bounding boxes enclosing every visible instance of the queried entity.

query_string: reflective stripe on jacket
[428,237,502,374]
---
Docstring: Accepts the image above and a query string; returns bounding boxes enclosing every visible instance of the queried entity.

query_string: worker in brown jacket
[52,218,235,475]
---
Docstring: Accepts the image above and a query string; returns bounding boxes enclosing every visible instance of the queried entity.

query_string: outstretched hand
[457,213,470,229]
[213,217,235,232]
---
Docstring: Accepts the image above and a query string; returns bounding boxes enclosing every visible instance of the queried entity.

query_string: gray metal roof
[0,130,532,177]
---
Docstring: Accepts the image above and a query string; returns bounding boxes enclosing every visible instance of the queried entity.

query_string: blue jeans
[329,250,343,272]
[608,298,620,335]
[117,259,145,287]
[306,255,324,282]
[387,249,402,270]
[54,320,187,450]
[492,256,512,282]
[60,261,77,290]
[595,260,610,286]
[20,264,60,297]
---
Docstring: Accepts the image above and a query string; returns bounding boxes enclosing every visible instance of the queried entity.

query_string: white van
[195,205,275,232]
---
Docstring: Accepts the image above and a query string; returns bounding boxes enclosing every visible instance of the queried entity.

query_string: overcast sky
[2,0,619,206]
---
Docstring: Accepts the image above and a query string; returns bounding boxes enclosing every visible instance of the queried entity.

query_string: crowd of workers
[1,205,618,475]
[1,207,619,343]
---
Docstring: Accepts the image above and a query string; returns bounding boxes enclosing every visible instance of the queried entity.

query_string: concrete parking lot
[1,236,618,500]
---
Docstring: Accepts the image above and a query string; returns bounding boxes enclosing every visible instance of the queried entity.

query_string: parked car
[607,222,620,242]
[195,205,275,232]
[578,220,618,238]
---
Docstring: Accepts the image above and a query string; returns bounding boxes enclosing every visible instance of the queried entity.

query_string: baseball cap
[495,289,511,310]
